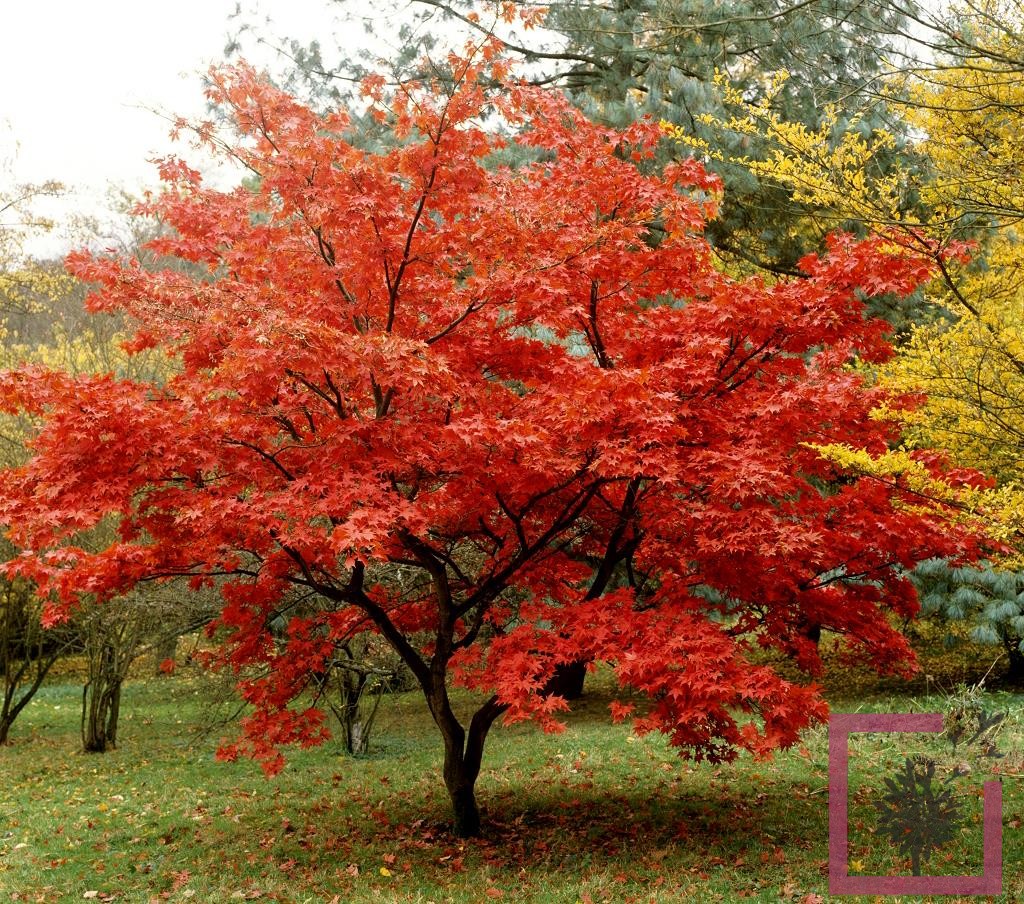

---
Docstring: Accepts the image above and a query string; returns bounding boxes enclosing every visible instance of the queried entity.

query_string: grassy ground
[1,638,1022,903]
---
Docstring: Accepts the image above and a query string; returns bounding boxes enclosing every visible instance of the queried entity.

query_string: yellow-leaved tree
[668,1,1024,678]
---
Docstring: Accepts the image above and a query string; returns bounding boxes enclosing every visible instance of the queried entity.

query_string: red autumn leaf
[608,700,635,724]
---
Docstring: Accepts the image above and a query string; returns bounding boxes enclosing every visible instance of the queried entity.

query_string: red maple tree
[0,51,983,835]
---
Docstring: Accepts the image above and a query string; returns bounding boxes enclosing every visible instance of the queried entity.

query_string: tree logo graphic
[873,755,963,876]
[828,713,1002,895]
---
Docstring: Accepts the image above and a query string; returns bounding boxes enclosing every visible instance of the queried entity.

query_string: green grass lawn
[1,645,1022,903]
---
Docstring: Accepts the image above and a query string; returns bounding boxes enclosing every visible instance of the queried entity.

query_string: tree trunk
[432,691,504,837]
[82,670,123,752]
[349,721,366,755]
[0,587,66,747]
[443,747,482,838]
[799,620,822,646]
[0,653,60,746]
[446,769,481,837]
[1,685,15,745]
[545,659,587,700]
[82,680,104,752]
[1006,642,1024,686]
[342,670,367,754]
[105,679,122,748]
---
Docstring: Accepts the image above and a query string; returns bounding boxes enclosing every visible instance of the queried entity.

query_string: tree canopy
[0,48,989,834]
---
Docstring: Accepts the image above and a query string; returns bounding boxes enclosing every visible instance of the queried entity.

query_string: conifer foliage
[0,51,984,835]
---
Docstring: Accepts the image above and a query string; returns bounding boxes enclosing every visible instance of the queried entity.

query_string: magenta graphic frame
[828,712,1002,896]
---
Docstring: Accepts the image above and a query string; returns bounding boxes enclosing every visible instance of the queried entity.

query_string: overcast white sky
[0,0,514,259]
[0,0,367,256]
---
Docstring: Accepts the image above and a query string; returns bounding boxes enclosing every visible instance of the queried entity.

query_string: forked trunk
[1,656,59,746]
[432,690,505,837]
[82,676,123,752]
[439,716,484,838]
